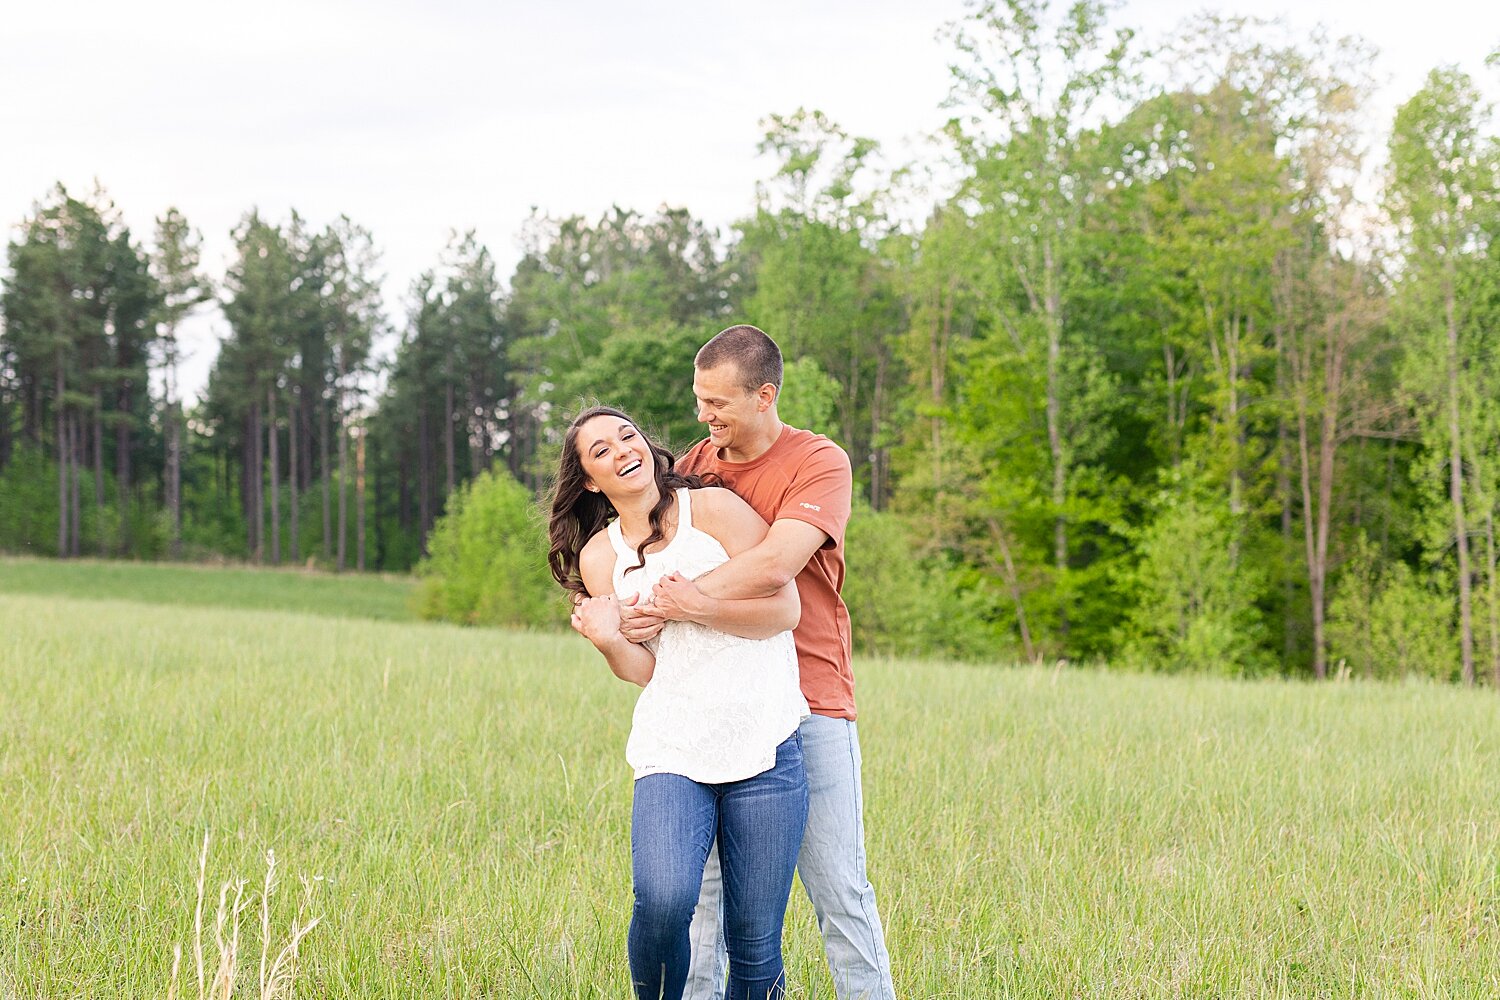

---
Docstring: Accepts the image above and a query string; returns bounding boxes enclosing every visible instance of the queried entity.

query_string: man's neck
[721,417,784,464]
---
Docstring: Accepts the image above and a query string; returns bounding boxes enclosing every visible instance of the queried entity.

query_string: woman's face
[575,414,656,503]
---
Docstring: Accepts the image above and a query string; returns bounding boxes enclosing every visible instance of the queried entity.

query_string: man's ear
[757,383,778,411]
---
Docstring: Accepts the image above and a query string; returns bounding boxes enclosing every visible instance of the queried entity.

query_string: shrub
[843,504,999,661]
[416,469,559,628]
[1328,534,1457,680]
[1117,483,1270,675]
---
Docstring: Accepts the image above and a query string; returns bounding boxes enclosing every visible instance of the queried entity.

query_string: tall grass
[3,574,1500,996]
[163,832,321,1000]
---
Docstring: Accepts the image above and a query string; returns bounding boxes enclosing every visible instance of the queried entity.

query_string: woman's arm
[648,488,800,639]
[576,534,656,687]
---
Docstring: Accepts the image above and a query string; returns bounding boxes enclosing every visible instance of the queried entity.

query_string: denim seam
[844,722,895,1000]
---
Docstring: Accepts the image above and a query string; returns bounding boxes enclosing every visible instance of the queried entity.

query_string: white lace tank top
[609,488,808,784]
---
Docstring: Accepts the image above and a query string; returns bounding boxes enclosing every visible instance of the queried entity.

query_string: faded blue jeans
[629,733,808,1000]
[684,715,896,1000]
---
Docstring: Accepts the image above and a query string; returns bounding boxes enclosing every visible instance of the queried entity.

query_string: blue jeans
[684,715,896,1000]
[629,733,809,1000]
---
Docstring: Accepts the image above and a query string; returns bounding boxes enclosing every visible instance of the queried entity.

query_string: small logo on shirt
[800,502,822,512]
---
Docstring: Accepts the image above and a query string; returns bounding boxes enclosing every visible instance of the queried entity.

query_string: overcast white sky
[5,0,1497,399]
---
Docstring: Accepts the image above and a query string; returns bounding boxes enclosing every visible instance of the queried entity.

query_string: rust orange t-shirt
[679,424,856,720]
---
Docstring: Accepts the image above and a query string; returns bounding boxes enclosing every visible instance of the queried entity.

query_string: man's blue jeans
[629,733,809,1000]
[684,715,896,1000]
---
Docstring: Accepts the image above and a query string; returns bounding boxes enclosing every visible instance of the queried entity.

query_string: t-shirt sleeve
[774,441,853,549]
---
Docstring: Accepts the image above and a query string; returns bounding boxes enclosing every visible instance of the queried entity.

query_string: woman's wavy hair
[546,405,714,598]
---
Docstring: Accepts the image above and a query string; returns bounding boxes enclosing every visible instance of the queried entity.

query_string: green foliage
[843,503,1000,661]
[777,356,841,439]
[1118,477,1270,675]
[0,448,60,556]
[559,323,705,450]
[1328,535,1458,680]
[416,468,558,628]
[0,446,165,559]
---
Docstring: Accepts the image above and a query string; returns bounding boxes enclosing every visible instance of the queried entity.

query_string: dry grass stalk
[168,831,322,1000]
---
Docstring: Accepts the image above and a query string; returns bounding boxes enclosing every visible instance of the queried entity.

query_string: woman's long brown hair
[546,406,714,599]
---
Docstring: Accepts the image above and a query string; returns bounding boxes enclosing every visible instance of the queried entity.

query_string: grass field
[3,560,1500,997]
[0,556,418,622]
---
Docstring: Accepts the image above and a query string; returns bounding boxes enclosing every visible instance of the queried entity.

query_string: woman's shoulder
[578,527,617,581]
[686,485,749,521]
[685,486,767,551]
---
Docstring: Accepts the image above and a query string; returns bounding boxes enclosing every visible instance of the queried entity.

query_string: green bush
[0,446,167,559]
[1328,534,1457,680]
[0,447,61,556]
[1117,483,1270,675]
[416,468,559,628]
[843,504,999,661]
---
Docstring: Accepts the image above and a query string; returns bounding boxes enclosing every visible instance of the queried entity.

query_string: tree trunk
[116,385,131,556]
[268,383,281,565]
[70,409,82,556]
[243,410,256,558]
[289,393,300,563]
[55,366,68,557]
[1274,327,1296,670]
[251,399,265,564]
[418,405,433,553]
[356,423,367,572]
[1446,278,1476,685]
[930,290,950,545]
[869,345,888,511]
[321,397,332,561]
[988,517,1036,662]
[337,361,349,572]
[1043,238,1068,642]
[165,359,182,560]
[92,389,105,553]
[374,433,385,569]
[444,379,456,500]
[0,382,11,473]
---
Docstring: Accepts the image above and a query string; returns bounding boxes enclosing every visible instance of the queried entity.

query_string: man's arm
[637,517,825,637]
[694,518,828,599]
[647,569,799,639]
[619,488,815,642]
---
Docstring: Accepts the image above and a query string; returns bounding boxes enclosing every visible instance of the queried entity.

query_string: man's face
[693,363,766,452]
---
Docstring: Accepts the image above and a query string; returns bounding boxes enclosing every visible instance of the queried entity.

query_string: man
[620,324,896,1000]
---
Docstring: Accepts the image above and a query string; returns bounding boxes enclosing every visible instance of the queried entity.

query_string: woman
[547,405,810,1000]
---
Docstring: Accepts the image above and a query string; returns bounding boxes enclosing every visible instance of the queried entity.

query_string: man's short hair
[695,325,784,394]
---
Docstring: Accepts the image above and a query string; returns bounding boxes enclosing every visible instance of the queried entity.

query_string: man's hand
[650,571,710,623]
[618,594,668,644]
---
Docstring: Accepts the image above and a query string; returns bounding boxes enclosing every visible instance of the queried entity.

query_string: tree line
[2,2,1497,681]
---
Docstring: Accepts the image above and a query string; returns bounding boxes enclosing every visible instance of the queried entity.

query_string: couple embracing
[547,325,896,1000]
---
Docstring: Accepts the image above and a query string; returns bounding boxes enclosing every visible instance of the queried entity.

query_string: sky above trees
[5,0,1498,400]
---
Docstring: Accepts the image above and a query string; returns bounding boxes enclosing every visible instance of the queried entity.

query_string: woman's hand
[571,593,627,646]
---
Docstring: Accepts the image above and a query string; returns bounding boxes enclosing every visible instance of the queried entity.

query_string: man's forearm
[695,547,795,600]
[686,592,798,639]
